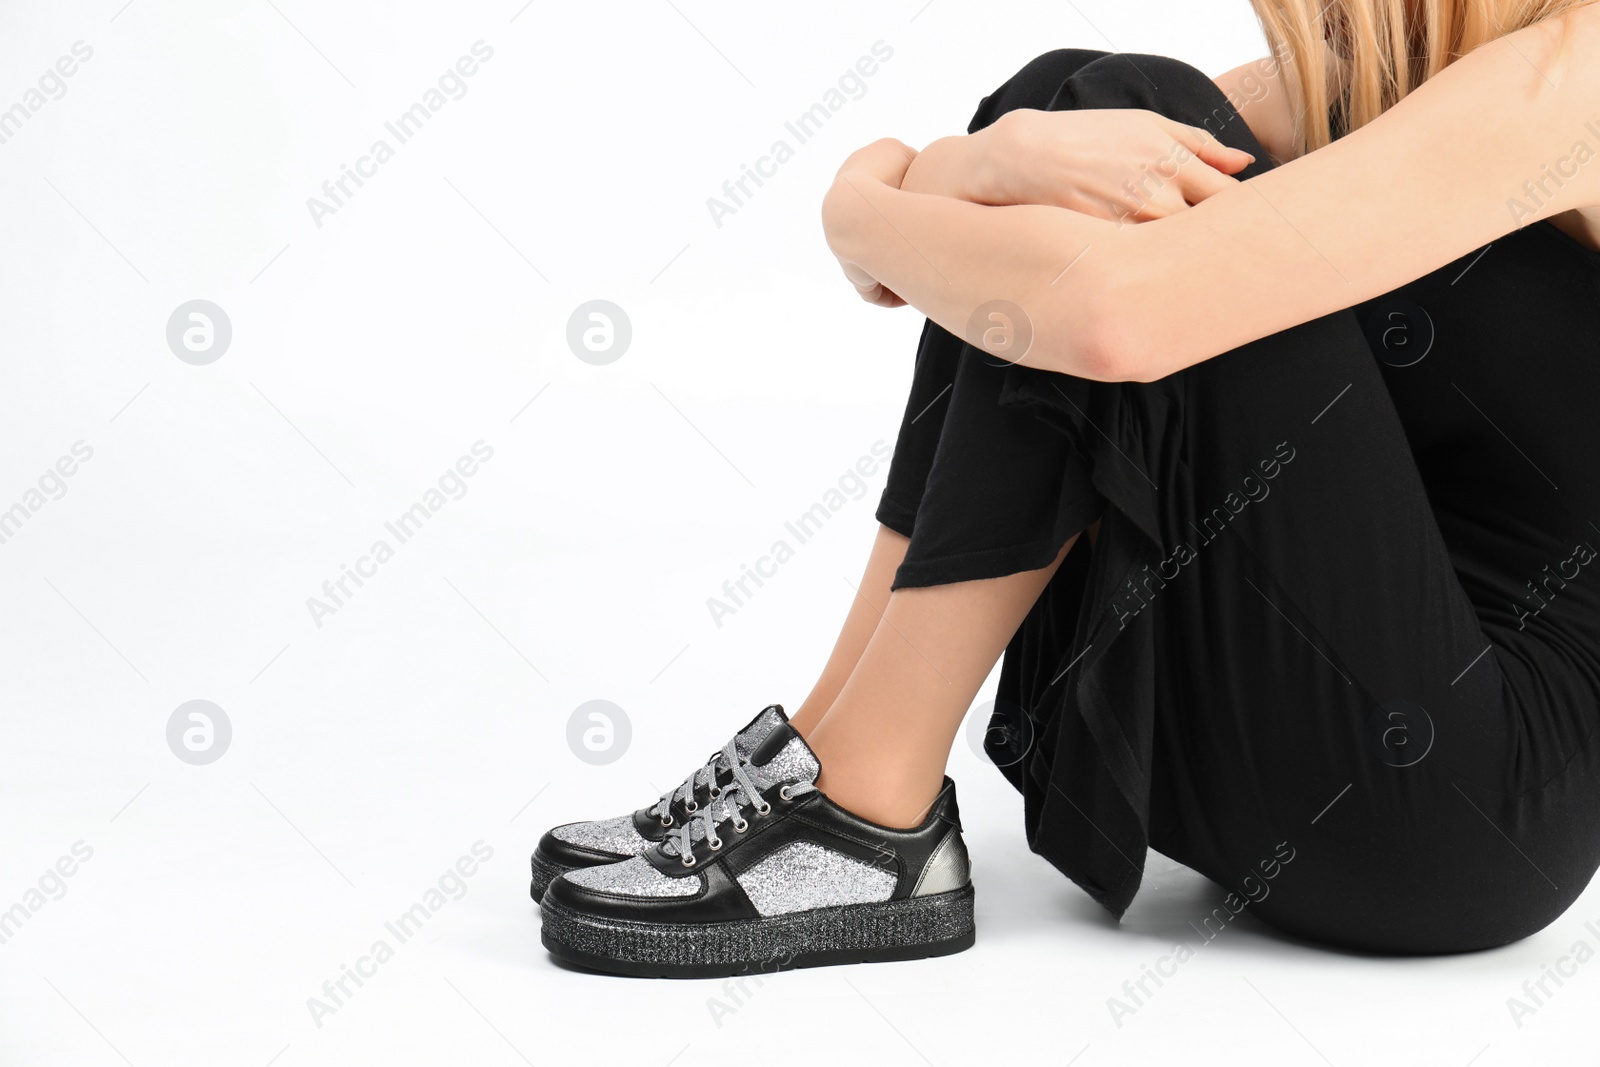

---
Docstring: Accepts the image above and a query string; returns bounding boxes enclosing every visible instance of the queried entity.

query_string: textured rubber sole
[530,851,579,901]
[540,884,976,978]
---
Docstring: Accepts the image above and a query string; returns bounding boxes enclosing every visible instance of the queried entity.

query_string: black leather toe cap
[543,859,758,923]
[535,827,635,869]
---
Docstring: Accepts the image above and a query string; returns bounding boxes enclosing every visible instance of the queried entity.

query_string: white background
[2,1,1594,1063]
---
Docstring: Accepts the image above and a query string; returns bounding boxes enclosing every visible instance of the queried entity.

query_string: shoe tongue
[732,704,786,759]
[745,721,820,790]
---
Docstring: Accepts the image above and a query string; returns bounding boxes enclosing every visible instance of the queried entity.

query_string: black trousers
[876,50,1600,954]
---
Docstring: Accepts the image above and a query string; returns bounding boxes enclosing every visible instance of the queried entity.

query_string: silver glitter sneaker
[539,720,975,977]
[530,704,788,900]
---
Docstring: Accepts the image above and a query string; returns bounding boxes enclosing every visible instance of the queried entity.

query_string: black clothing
[876,49,1600,954]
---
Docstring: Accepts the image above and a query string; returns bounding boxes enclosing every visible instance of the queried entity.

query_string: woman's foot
[530,705,788,899]
[539,722,974,977]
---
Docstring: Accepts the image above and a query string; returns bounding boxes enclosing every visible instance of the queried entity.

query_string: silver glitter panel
[736,841,896,917]
[756,736,819,789]
[562,855,702,897]
[549,814,648,856]
[541,884,975,971]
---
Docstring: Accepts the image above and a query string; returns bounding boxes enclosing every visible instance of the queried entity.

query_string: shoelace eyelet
[681,853,697,868]
[659,815,674,827]
[710,785,723,799]
[755,801,773,817]
[708,837,722,851]
[778,786,793,801]
[685,801,698,813]
[732,817,748,833]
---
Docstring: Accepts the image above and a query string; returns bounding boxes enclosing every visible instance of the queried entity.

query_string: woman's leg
[791,49,1129,820]
[807,537,1076,826]
[785,51,1131,739]
[787,525,908,736]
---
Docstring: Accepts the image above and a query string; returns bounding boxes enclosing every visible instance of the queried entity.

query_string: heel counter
[911,827,971,897]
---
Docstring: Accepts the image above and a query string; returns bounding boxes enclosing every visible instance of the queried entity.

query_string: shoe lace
[665,738,814,866]
[648,740,741,827]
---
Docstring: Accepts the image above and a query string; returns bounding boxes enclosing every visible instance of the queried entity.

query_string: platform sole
[529,851,581,901]
[540,884,976,978]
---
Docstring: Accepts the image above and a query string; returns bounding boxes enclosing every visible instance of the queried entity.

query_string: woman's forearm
[822,168,1139,380]
[899,135,999,202]
[826,15,1600,386]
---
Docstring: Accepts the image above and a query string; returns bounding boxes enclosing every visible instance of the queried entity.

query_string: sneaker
[539,720,975,977]
[530,704,788,900]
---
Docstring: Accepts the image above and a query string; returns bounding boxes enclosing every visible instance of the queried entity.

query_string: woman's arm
[822,9,1600,383]
[1211,55,1298,164]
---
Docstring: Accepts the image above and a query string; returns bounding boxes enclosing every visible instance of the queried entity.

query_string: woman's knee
[967,49,1256,157]
[966,48,1108,133]
[1066,52,1236,130]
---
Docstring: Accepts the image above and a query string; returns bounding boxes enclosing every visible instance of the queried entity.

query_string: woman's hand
[823,138,918,307]
[904,108,1255,221]
[824,113,1253,309]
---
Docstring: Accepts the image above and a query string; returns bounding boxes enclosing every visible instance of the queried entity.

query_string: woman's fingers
[1193,136,1256,175]
[1177,158,1242,203]
[1127,185,1190,221]
[840,259,904,307]
[1154,115,1255,174]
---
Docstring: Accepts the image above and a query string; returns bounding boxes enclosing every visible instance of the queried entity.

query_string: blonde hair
[1250,0,1594,154]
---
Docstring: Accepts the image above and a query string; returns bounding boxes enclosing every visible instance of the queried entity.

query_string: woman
[535,0,1600,977]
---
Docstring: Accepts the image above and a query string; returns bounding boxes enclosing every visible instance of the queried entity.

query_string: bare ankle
[813,768,940,829]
